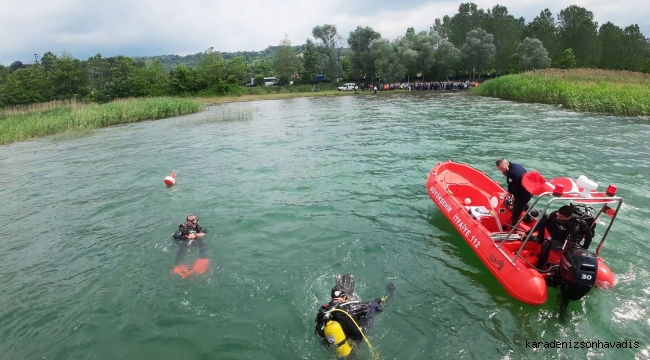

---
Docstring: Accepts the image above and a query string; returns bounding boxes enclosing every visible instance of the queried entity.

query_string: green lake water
[0,93,648,360]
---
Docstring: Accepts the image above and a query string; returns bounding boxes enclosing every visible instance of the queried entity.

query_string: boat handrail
[503,192,623,264]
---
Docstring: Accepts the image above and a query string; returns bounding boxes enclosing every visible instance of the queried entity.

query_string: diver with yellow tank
[314,274,396,358]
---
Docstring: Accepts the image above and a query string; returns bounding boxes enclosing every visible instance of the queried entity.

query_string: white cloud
[1,0,648,65]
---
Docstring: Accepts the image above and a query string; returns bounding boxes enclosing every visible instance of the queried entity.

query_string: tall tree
[312,24,343,80]
[461,28,496,81]
[483,5,526,74]
[301,39,321,80]
[435,42,462,79]
[0,65,9,85]
[50,52,88,99]
[272,35,303,81]
[141,59,168,96]
[622,24,647,72]
[107,55,147,98]
[449,3,488,47]
[347,26,381,81]
[226,57,248,83]
[196,47,226,88]
[432,16,452,42]
[396,28,441,80]
[524,9,559,61]
[557,5,601,67]
[598,22,624,70]
[86,54,110,94]
[369,38,406,82]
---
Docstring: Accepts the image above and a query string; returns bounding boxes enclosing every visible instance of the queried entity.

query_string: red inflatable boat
[426,160,622,305]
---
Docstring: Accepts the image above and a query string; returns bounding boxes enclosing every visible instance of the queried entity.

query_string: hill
[133,45,307,70]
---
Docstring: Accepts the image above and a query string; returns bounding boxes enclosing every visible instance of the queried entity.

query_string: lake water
[1,93,649,359]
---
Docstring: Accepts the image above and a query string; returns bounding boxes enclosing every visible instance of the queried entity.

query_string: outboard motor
[558,242,599,301]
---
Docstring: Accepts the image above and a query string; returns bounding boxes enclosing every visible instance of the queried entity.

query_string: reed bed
[172,108,259,128]
[0,97,203,145]
[473,68,650,116]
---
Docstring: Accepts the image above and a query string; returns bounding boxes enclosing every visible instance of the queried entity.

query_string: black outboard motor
[558,242,599,301]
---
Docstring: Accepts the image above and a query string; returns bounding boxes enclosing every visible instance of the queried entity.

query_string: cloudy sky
[1,0,648,65]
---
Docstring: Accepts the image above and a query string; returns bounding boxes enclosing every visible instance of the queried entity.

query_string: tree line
[1,3,649,108]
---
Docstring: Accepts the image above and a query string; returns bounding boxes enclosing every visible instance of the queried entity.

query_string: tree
[432,17,452,42]
[254,74,264,87]
[86,54,110,95]
[347,26,382,81]
[169,64,198,94]
[598,22,624,70]
[141,59,168,96]
[312,24,344,80]
[524,9,559,62]
[301,39,321,81]
[449,2,488,47]
[9,61,25,73]
[622,24,647,72]
[196,47,226,88]
[556,48,577,69]
[272,35,303,80]
[516,38,552,70]
[435,42,462,79]
[557,5,601,67]
[248,60,273,78]
[40,52,58,71]
[107,55,147,98]
[396,28,441,80]
[226,57,248,83]
[483,5,525,74]
[461,28,496,81]
[369,38,406,82]
[0,65,9,85]
[50,52,89,99]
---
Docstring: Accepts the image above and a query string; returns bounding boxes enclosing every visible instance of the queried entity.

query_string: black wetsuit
[504,162,533,227]
[314,298,385,341]
[535,211,593,269]
[173,223,208,265]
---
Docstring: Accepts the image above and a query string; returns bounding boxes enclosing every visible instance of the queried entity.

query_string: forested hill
[133,44,310,70]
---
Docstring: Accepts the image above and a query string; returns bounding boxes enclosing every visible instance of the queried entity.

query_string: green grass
[472,68,650,116]
[0,97,203,145]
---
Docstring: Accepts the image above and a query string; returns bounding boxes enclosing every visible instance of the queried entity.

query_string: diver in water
[314,274,395,357]
[172,214,209,278]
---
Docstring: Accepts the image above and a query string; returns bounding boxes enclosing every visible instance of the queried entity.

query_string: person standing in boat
[534,205,594,269]
[496,158,533,229]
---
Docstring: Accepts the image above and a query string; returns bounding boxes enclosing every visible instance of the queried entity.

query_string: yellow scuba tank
[324,320,353,358]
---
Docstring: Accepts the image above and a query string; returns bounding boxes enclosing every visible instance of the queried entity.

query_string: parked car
[338,83,358,91]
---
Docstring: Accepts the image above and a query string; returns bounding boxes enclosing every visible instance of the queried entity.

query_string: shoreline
[194,89,387,105]
[193,88,477,106]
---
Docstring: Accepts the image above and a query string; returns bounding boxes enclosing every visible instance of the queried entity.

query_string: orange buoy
[164,171,176,186]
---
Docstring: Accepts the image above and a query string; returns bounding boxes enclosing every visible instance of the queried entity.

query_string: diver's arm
[533,217,547,243]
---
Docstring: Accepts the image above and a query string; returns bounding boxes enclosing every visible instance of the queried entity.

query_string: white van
[338,83,358,91]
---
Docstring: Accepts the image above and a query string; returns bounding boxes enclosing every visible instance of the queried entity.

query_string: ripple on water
[0,93,648,359]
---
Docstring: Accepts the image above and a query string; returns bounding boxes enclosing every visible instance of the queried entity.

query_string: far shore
[192,88,453,105]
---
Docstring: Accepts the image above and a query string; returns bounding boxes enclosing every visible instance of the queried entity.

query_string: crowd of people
[361,80,477,91]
